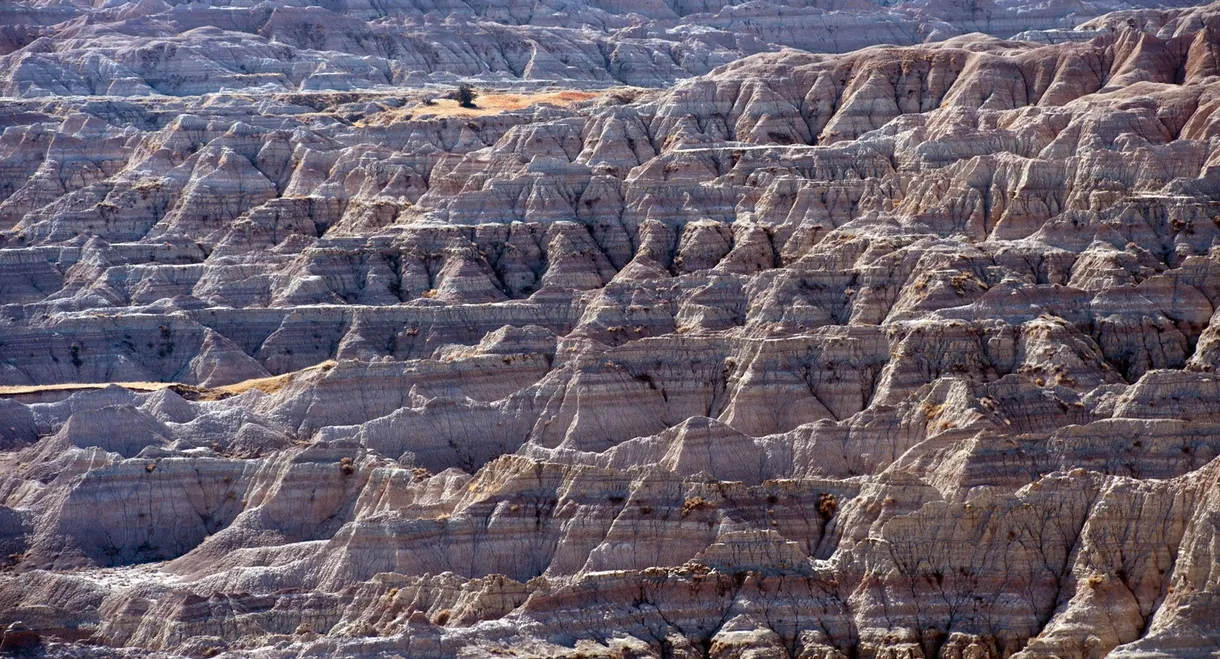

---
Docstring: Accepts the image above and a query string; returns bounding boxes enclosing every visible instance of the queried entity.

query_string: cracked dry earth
[7,0,1220,657]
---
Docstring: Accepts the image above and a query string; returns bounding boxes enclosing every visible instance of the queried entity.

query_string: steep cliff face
[5,1,1220,657]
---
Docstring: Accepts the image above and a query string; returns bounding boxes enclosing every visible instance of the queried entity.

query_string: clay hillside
[3,0,1220,656]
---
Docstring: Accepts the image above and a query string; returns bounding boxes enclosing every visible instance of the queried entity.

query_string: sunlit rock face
[5,0,1220,657]
[0,0,1206,95]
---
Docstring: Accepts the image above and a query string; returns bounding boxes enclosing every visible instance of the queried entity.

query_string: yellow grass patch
[363,89,603,124]
[424,90,600,116]
[0,381,175,396]
[201,360,336,400]
[0,360,337,401]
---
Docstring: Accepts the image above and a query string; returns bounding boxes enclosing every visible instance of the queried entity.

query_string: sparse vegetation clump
[681,496,713,516]
[453,83,477,108]
[817,492,838,520]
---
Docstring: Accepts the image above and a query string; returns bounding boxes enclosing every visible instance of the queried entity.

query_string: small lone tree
[456,84,477,108]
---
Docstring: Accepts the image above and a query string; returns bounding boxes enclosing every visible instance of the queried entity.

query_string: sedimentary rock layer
[5,0,1220,657]
[0,0,1205,94]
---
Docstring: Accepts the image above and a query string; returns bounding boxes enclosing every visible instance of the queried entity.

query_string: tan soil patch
[364,89,603,124]
[0,360,336,401]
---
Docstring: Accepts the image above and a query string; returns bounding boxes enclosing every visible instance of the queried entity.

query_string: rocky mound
[5,0,1220,657]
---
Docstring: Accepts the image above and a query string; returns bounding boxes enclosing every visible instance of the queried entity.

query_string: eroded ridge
[5,1,1220,657]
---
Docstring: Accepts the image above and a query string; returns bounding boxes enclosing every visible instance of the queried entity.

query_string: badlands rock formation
[6,0,1220,657]
[0,0,1208,94]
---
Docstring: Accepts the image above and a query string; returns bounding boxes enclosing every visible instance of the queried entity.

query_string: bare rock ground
[5,0,1220,657]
